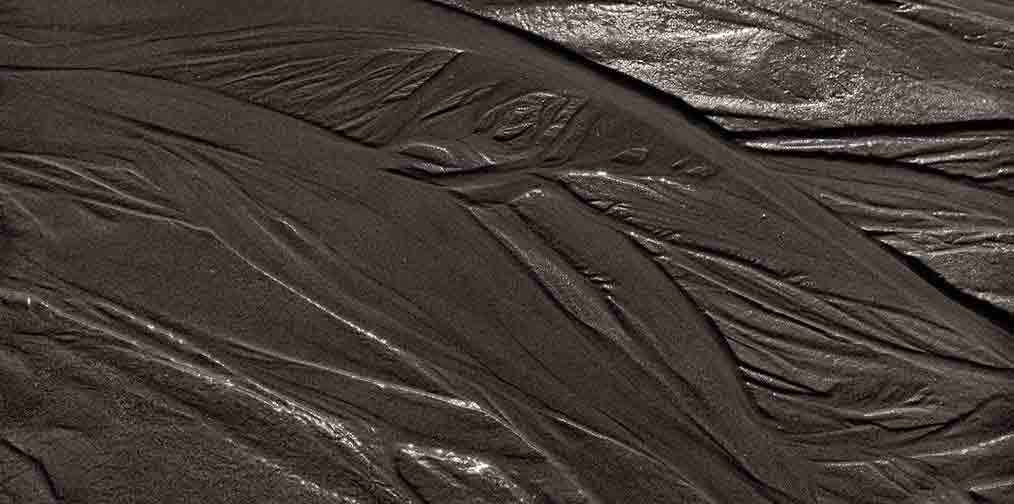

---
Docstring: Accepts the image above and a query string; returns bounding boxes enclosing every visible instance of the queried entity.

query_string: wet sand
[1,1,1012,503]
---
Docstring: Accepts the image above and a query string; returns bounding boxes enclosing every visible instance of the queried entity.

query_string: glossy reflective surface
[0,2,1011,503]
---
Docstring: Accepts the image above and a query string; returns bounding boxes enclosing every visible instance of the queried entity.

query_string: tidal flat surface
[0,1,1011,503]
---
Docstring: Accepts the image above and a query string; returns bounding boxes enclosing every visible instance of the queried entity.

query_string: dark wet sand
[1,1,1012,503]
